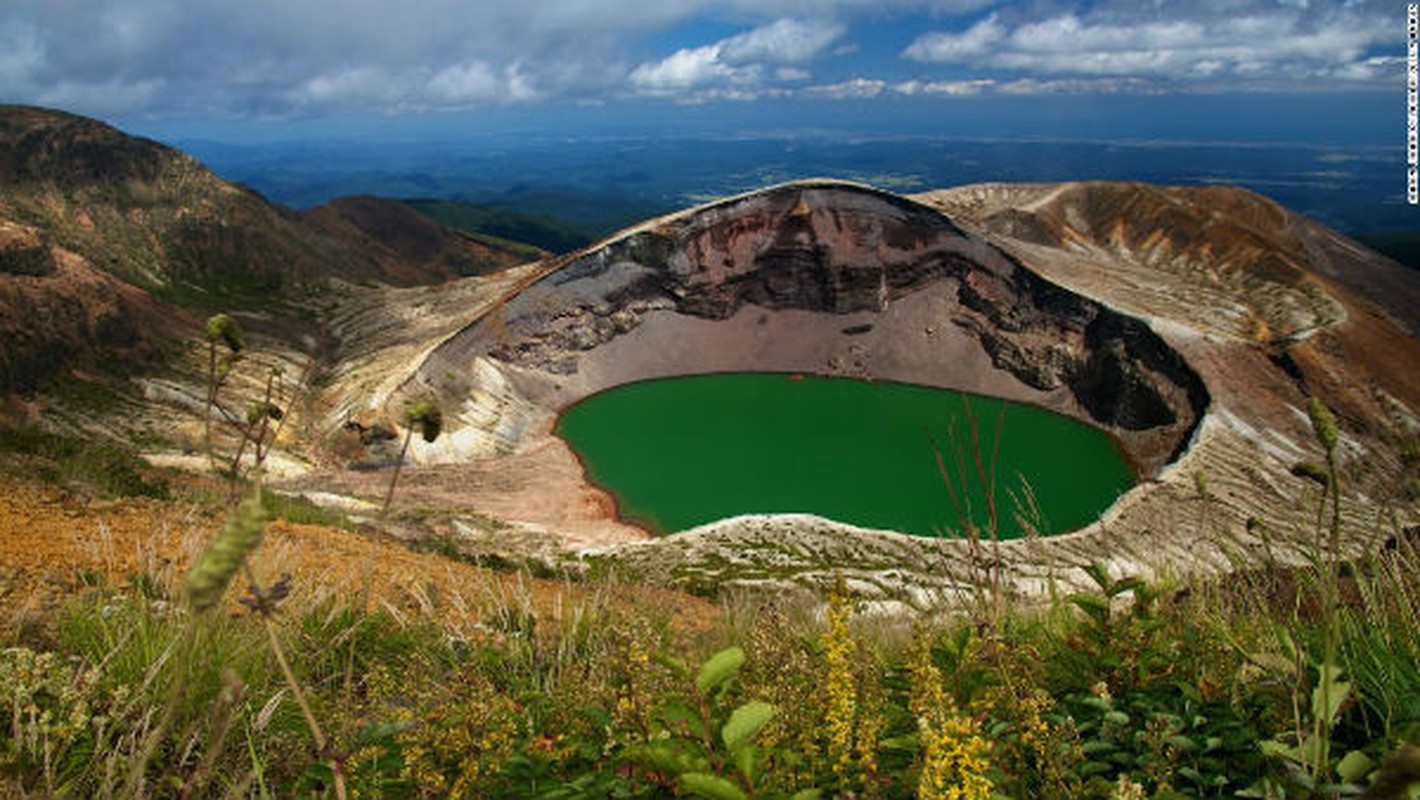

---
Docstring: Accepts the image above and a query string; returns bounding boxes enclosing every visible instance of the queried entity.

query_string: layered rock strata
[396,181,1207,477]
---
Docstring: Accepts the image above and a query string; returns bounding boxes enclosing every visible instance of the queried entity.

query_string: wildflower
[818,580,885,792]
[908,631,992,799]
[918,713,994,800]
[1090,680,1112,705]
[1016,690,1053,756]
[822,587,858,784]
[205,313,243,353]
[406,398,443,443]
[908,632,945,723]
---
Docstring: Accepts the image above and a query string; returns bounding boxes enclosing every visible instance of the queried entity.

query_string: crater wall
[399,181,1208,479]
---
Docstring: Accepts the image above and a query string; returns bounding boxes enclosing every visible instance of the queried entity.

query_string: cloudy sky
[0,0,1402,141]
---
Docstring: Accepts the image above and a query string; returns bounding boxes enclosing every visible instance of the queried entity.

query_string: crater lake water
[555,373,1136,538]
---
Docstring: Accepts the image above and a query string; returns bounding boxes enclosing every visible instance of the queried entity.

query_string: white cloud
[426,62,507,105]
[630,18,843,97]
[629,45,748,93]
[902,14,1004,62]
[903,3,1397,89]
[0,0,1400,121]
[806,77,885,98]
[892,78,994,96]
[721,18,845,63]
[994,77,1161,95]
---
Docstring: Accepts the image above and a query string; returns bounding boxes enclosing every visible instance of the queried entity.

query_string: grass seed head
[188,491,266,611]
[1307,397,1338,453]
[205,313,244,354]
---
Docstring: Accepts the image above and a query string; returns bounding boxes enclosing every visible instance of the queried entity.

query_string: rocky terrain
[317,182,1416,607]
[2,105,1417,611]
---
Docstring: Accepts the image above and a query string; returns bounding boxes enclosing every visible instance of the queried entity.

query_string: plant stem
[245,563,348,800]
[381,426,414,518]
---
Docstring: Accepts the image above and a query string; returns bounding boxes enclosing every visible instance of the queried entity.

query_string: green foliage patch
[0,425,171,500]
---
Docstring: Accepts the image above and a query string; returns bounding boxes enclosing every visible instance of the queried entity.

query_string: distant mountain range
[175,130,1414,262]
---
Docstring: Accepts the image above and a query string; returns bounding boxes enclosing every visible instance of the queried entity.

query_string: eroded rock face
[405,181,1208,476]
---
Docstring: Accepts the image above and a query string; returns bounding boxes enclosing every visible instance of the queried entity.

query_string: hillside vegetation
[0,476,1417,797]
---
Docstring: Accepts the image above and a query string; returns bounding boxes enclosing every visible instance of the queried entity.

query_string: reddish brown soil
[0,475,718,640]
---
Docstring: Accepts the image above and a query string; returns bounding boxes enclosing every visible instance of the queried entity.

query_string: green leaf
[1335,749,1375,784]
[1082,561,1113,590]
[1237,777,1285,798]
[879,735,919,753]
[630,742,711,776]
[722,700,775,754]
[1109,576,1144,599]
[654,652,690,678]
[660,700,706,739]
[1067,593,1110,625]
[696,647,746,694]
[353,720,413,746]
[1260,739,1301,762]
[1167,735,1198,753]
[1176,766,1204,783]
[679,772,747,800]
[733,743,757,785]
[1311,663,1351,727]
[789,790,823,800]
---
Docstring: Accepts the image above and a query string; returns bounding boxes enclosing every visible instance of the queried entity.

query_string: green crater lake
[555,373,1136,538]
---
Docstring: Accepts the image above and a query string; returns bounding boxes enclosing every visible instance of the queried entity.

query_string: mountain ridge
[0,105,539,396]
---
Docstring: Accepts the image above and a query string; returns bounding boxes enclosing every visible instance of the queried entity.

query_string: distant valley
[179,132,1415,266]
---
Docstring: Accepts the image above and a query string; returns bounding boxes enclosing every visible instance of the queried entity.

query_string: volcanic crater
[295,178,1416,605]
[394,181,1206,472]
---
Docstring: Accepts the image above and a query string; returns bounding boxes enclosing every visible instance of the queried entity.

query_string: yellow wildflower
[1017,689,1053,756]
[918,713,994,800]
[822,586,858,784]
[908,633,992,800]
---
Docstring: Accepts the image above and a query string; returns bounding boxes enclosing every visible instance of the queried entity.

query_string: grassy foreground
[1,504,1417,798]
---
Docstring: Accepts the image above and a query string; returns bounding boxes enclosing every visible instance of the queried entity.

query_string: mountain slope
[303,196,546,284]
[0,105,540,396]
[915,181,1420,446]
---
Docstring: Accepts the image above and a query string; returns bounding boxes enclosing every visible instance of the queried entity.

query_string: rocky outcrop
[0,220,54,277]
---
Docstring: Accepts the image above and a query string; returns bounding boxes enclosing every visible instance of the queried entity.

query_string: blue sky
[0,0,1403,144]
